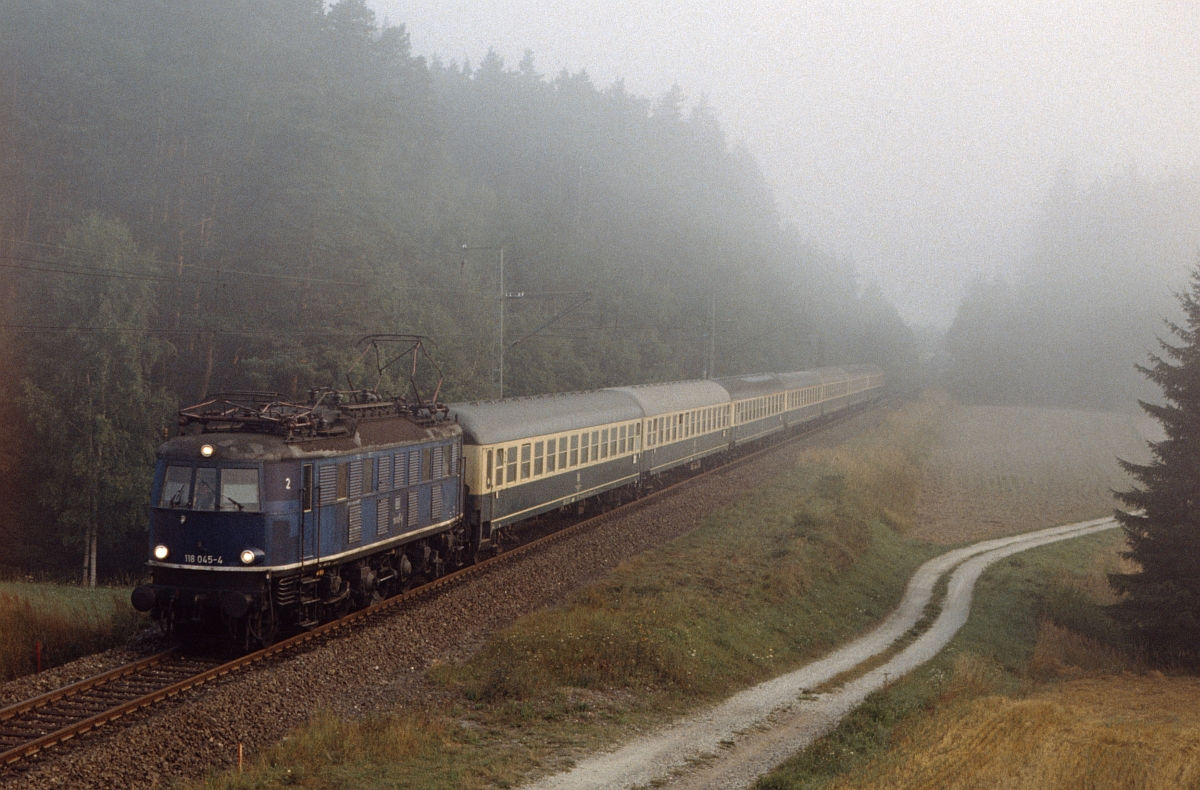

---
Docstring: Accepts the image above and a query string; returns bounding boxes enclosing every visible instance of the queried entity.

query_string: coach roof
[605,379,730,417]
[448,390,643,445]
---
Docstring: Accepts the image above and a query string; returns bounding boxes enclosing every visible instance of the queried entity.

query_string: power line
[0,251,490,295]
[0,323,384,337]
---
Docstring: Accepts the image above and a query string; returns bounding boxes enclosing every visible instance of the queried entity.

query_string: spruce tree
[1112,268,1200,653]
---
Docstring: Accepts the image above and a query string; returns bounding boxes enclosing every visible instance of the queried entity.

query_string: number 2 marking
[285,477,292,489]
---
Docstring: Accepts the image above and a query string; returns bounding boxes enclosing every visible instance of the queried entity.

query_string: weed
[0,582,142,680]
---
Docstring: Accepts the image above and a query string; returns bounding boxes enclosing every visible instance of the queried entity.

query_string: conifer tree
[1112,267,1200,652]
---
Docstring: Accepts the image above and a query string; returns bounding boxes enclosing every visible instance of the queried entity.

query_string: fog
[378,0,1200,326]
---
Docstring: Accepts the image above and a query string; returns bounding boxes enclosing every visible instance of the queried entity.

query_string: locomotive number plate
[185,554,224,565]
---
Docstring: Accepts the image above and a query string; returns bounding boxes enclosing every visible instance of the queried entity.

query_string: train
[131,364,885,646]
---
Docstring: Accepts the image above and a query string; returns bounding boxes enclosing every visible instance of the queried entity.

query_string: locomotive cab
[151,460,268,567]
[133,434,286,644]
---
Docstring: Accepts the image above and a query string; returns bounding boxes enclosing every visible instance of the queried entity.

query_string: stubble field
[911,404,1156,544]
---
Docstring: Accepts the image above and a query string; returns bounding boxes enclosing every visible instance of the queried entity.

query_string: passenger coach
[450,364,884,552]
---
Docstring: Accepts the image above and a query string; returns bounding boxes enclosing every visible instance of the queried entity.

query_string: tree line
[942,166,1200,409]
[0,0,914,581]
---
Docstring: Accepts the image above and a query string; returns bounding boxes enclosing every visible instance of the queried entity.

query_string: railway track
[0,401,884,771]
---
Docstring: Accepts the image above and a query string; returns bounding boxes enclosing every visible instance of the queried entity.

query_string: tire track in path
[524,517,1118,790]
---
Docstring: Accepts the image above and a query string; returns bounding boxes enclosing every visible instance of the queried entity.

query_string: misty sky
[372,0,1200,326]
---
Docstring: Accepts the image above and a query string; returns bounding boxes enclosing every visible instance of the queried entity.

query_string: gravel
[0,409,882,790]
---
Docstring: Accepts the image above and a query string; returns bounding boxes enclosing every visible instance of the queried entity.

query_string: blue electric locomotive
[131,390,467,646]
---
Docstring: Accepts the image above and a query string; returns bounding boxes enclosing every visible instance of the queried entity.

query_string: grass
[190,394,949,790]
[754,528,1146,790]
[0,579,143,681]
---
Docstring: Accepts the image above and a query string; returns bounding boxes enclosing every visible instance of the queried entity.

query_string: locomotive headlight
[200,444,214,458]
[240,548,265,565]
[153,544,170,560]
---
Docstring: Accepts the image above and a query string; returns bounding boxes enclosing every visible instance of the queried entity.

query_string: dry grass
[828,674,1200,790]
[912,403,1156,543]
[0,583,142,681]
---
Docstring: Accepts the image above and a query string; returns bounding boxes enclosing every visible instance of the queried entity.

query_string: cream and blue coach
[450,365,884,550]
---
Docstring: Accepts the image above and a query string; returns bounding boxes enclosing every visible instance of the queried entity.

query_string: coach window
[159,466,192,509]
[610,428,617,456]
[486,450,494,488]
[302,464,313,512]
[495,448,504,486]
[580,432,589,464]
[194,468,217,511]
[507,446,518,482]
[558,438,567,469]
[546,439,556,473]
[534,441,544,476]
[600,429,609,459]
[220,468,260,512]
[591,431,600,461]
[571,434,580,466]
[619,425,627,454]
[520,444,532,479]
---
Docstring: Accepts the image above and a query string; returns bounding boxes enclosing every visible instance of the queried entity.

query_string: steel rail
[0,649,180,724]
[0,398,884,769]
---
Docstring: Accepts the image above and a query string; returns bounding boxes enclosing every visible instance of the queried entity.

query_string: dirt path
[523,518,1118,790]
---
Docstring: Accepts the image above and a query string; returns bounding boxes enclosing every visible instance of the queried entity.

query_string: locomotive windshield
[157,465,260,512]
